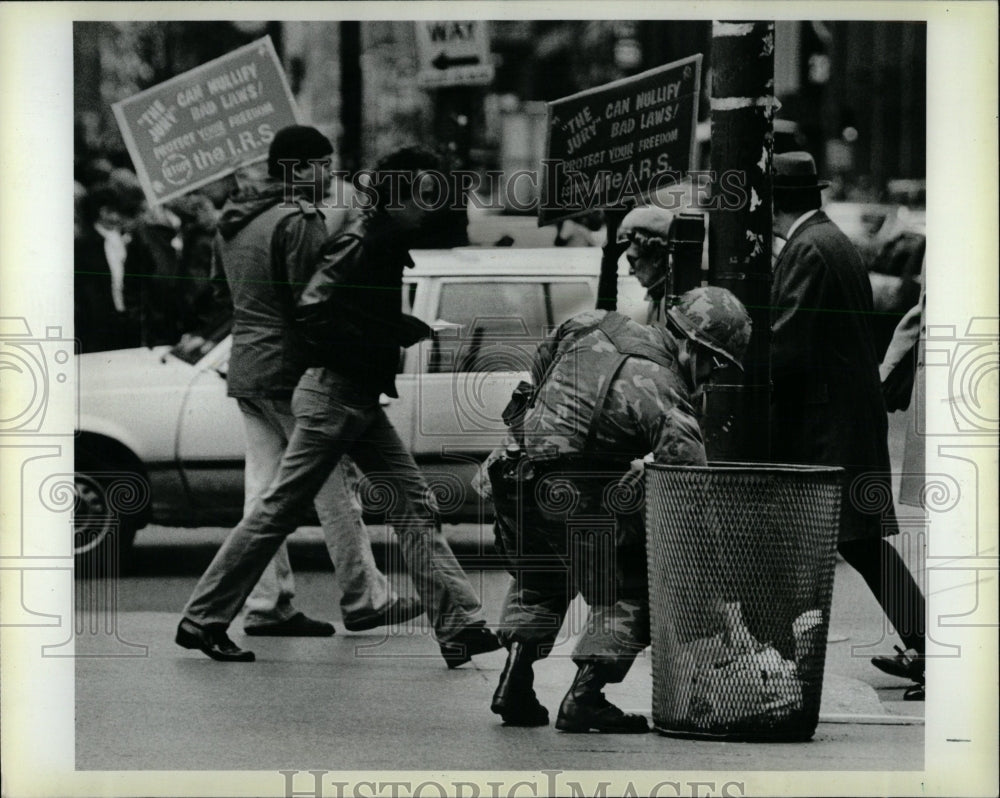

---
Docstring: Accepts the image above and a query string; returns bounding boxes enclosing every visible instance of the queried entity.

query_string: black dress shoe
[176,618,255,662]
[439,622,502,669]
[871,646,925,683]
[903,683,925,701]
[244,612,335,637]
[343,597,424,632]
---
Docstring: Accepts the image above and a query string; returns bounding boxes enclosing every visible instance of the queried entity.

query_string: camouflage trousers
[491,460,650,684]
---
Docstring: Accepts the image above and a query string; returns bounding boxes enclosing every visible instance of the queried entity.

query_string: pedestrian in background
[486,287,752,731]
[618,206,678,325]
[178,144,498,667]
[73,181,88,241]
[868,280,929,691]
[770,151,925,700]
[74,184,136,352]
[170,192,224,335]
[878,281,926,510]
[124,200,185,347]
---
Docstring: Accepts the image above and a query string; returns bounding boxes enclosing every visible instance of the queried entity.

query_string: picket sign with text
[112,36,299,206]
[539,54,702,226]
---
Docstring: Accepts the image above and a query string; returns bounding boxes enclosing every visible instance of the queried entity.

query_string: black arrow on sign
[432,52,481,70]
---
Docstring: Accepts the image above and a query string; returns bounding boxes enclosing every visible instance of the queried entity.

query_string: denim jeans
[237,397,393,626]
[184,368,483,641]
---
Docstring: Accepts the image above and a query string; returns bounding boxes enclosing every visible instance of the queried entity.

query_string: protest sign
[539,54,702,226]
[112,36,299,205]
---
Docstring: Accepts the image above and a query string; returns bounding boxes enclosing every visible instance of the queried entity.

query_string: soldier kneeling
[480,286,752,733]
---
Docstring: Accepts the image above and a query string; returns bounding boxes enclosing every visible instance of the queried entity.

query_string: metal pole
[596,210,624,311]
[704,20,774,462]
[339,21,362,173]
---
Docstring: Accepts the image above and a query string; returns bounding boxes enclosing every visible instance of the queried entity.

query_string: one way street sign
[415,21,495,88]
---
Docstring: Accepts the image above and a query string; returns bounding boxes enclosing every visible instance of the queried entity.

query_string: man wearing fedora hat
[770,151,926,701]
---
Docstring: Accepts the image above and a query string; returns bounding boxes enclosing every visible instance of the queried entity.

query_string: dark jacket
[74,227,135,353]
[124,215,183,347]
[294,212,430,399]
[770,210,897,541]
[212,184,327,399]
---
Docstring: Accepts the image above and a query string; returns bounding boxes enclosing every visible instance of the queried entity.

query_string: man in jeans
[178,146,500,667]
[200,126,420,640]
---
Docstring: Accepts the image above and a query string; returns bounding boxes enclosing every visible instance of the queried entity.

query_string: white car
[74,247,649,571]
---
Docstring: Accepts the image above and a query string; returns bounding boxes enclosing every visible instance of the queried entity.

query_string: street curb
[819,714,925,725]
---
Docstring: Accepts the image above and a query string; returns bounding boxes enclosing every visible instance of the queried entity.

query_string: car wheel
[73,462,140,577]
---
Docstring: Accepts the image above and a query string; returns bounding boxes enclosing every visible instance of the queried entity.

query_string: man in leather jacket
[178,146,500,668]
[202,127,418,640]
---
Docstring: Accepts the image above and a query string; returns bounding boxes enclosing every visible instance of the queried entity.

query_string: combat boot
[555,663,649,733]
[490,642,549,727]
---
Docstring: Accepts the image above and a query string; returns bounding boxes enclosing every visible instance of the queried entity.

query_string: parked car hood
[79,345,196,396]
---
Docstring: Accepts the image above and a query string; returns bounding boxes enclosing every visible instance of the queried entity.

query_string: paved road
[75,538,925,773]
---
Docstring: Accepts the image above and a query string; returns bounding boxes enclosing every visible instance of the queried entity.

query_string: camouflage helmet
[666,286,752,370]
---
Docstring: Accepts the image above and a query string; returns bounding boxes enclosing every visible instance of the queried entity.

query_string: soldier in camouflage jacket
[486,287,752,733]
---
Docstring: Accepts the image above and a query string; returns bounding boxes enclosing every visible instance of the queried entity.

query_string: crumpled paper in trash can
[668,602,807,728]
[686,642,804,727]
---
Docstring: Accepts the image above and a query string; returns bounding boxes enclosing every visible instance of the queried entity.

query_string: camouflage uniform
[489,309,706,683]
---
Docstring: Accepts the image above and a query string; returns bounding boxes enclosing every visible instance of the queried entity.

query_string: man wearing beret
[617,206,679,325]
[771,151,926,700]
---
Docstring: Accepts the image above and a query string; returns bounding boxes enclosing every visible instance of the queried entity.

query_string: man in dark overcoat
[74,185,136,352]
[770,152,926,700]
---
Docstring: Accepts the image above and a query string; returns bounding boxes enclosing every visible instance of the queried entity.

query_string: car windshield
[169,318,233,365]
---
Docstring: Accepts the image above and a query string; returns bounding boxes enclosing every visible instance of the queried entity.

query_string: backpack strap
[581,312,674,450]
[510,311,672,453]
[526,314,608,411]
[582,351,629,451]
[597,311,675,368]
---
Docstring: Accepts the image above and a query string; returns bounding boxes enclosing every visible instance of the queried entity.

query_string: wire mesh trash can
[645,463,843,741]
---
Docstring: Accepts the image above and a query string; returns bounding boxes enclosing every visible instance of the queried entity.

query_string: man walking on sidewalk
[199,126,420,640]
[177,145,499,667]
[485,287,752,731]
[770,151,926,700]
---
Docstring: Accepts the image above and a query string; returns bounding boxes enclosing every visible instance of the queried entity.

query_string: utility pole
[339,21,362,174]
[596,211,624,311]
[704,20,775,462]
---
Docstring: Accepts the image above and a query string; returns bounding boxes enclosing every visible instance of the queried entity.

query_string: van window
[429,280,591,373]
[548,281,595,324]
